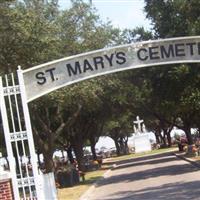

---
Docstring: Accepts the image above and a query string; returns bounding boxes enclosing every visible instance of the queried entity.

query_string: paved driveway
[82,152,200,200]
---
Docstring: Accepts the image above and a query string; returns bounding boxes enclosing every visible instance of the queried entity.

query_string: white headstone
[134,133,152,153]
[133,116,152,153]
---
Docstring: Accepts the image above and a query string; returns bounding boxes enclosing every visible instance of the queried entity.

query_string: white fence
[0,69,57,199]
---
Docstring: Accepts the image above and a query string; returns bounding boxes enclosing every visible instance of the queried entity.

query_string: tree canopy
[1,0,200,172]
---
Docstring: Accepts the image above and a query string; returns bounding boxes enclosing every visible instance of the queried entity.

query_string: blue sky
[58,0,152,30]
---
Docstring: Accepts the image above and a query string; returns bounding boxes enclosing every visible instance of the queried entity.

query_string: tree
[145,0,200,38]
[30,92,82,172]
[0,0,123,172]
[144,0,200,145]
[100,75,134,155]
[0,0,60,73]
[105,115,132,156]
[56,0,121,56]
[121,27,153,43]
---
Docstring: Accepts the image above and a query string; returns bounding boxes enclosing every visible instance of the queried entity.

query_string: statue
[133,116,145,134]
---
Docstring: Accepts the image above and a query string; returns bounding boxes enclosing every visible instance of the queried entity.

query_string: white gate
[0,68,44,199]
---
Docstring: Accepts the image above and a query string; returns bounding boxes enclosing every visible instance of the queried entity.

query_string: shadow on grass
[79,176,103,185]
[58,176,103,189]
[104,151,176,167]
[100,164,113,170]
[112,154,178,170]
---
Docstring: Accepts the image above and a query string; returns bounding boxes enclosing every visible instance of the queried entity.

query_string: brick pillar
[0,179,13,200]
[0,172,13,200]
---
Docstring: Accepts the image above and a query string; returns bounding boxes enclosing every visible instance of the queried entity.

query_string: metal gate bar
[0,70,42,199]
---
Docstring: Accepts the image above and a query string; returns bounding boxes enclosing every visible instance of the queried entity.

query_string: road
[82,152,200,200]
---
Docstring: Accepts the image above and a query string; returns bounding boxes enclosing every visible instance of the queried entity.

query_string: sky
[58,0,152,30]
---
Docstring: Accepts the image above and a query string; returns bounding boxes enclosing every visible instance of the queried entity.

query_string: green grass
[57,147,177,200]
[106,147,178,162]
[189,154,200,164]
[57,170,106,200]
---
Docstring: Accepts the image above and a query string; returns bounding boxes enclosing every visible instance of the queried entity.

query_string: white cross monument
[133,116,144,134]
[133,116,152,153]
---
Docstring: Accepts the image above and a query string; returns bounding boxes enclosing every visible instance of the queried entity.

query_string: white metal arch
[21,36,200,102]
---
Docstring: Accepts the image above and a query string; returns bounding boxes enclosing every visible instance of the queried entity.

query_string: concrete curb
[173,152,200,169]
[79,164,116,200]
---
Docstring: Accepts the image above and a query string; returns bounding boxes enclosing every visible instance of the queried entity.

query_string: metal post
[1,67,57,199]
[0,77,20,199]
[17,66,44,199]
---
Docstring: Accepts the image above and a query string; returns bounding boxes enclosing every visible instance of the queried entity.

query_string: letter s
[35,72,46,85]
[116,52,126,65]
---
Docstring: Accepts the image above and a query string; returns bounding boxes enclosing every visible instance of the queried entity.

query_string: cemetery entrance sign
[23,36,200,102]
[1,36,200,200]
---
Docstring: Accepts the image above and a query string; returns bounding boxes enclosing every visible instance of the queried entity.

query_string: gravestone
[133,116,152,153]
[134,133,152,153]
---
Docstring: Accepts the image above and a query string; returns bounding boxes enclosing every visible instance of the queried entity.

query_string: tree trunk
[37,151,42,167]
[160,132,167,147]
[124,140,129,155]
[43,151,54,173]
[71,137,85,171]
[182,122,194,155]
[90,143,97,160]
[156,129,167,147]
[119,138,124,155]
[154,131,161,144]
[183,125,193,145]
[89,136,97,160]
[66,145,74,164]
[114,139,121,156]
[119,137,129,155]
[167,132,172,147]
[163,129,172,147]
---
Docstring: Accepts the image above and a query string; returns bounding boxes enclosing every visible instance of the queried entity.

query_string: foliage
[144,0,200,144]
[0,0,60,73]
[1,0,200,172]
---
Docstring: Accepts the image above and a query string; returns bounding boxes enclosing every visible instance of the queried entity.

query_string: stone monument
[133,116,152,153]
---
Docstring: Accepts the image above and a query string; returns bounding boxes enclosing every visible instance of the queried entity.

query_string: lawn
[106,146,178,162]
[57,147,177,200]
[57,170,107,200]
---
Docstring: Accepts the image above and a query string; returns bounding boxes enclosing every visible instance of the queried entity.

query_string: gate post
[17,66,45,199]
[0,67,57,199]
[17,66,57,200]
[0,68,58,199]
[0,77,20,199]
